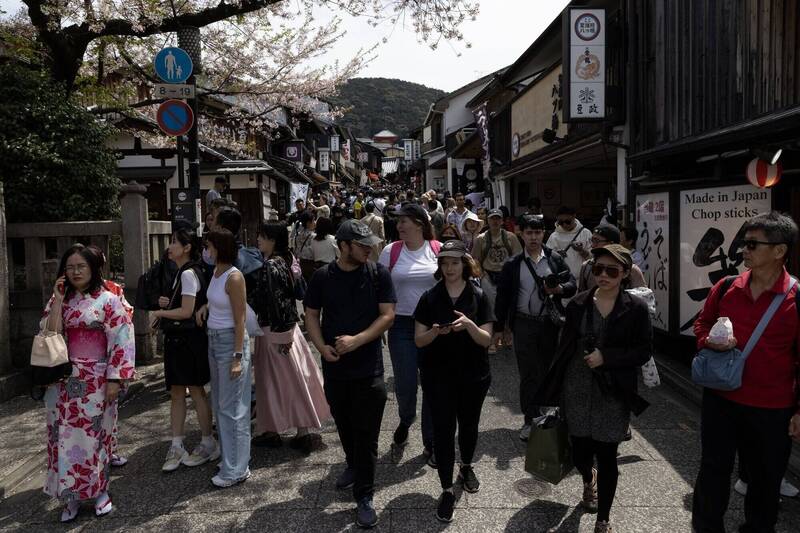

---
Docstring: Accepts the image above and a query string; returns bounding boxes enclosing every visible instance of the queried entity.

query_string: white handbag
[30,330,69,368]
[245,304,264,337]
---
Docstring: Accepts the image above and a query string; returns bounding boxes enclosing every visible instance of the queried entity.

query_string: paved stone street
[1,344,800,533]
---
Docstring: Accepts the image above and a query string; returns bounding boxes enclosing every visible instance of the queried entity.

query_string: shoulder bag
[691,277,797,391]
[30,300,71,386]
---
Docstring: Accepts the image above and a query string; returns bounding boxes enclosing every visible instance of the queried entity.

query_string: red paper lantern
[746,158,782,188]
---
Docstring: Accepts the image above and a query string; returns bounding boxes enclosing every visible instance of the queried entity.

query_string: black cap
[593,225,621,244]
[487,209,503,219]
[335,219,382,246]
[437,239,468,258]
[394,202,429,224]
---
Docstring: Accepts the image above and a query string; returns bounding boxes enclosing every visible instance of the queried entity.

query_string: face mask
[202,247,215,266]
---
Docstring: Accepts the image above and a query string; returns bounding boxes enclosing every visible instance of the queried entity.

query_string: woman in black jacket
[536,244,652,533]
[250,223,331,453]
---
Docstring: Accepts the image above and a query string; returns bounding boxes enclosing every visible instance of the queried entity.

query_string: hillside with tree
[331,78,446,138]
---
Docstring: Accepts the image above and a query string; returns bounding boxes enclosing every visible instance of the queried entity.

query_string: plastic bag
[708,317,734,345]
[641,356,661,388]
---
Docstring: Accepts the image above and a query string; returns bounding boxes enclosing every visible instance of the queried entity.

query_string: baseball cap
[487,209,503,219]
[335,219,382,246]
[437,239,468,258]
[593,225,621,244]
[394,202,430,224]
[591,244,633,269]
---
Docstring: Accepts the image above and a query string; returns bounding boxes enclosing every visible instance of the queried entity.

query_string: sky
[1,0,570,92]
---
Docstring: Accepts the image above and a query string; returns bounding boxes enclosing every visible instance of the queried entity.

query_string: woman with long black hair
[413,239,494,523]
[152,228,217,472]
[250,223,331,453]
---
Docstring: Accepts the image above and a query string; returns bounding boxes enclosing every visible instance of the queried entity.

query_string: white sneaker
[162,445,188,472]
[211,469,251,488]
[734,479,747,496]
[519,424,531,442]
[182,441,220,467]
[780,478,799,498]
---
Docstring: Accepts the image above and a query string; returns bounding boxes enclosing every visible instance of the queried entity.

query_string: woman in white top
[460,211,483,254]
[378,202,441,465]
[310,216,340,269]
[195,229,251,488]
[292,211,317,281]
[153,228,218,473]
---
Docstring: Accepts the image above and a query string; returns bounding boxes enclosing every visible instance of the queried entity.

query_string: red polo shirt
[694,268,800,411]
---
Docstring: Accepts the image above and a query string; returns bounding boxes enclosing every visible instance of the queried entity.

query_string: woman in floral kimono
[41,244,135,522]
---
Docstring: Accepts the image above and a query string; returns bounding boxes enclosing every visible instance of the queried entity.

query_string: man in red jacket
[692,211,800,533]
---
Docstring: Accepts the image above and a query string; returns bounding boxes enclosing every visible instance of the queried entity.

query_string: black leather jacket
[249,256,299,333]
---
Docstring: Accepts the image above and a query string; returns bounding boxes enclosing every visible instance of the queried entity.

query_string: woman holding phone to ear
[413,240,494,523]
[41,244,135,522]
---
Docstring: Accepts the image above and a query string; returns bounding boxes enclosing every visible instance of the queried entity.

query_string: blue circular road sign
[157,99,194,136]
[154,47,193,83]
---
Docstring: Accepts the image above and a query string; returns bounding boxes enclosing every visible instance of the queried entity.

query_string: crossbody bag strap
[741,277,797,359]
[562,227,583,254]
[522,257,547,316]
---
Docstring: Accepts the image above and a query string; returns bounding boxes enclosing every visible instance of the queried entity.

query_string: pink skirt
[253,324,331,433]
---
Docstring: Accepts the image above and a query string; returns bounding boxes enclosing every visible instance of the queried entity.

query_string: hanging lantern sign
[746,158,782,188]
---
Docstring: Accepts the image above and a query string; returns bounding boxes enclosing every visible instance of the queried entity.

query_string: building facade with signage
[626,0,800,360]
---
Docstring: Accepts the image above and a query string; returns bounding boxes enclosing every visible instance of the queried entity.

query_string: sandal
[60,501,79,523]
[94,492,113,517]
[110,453,128,467]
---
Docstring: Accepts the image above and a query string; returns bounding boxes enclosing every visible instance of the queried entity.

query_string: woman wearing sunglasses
[536,244,652,533]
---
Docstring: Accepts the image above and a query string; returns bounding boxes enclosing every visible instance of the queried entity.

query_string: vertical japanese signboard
[318,149,330,172]
[403,139,413,161]
[563,8,605,121]
[678,185,771,336]
[635,193,670,331]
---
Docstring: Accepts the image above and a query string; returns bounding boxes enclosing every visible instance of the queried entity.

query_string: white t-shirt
[378,241,438,316]
[373,198,386,216]
[171,269,200,297]
[311,235,340,263]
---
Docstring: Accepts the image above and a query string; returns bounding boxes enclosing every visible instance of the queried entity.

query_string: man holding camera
[495,215,577,441]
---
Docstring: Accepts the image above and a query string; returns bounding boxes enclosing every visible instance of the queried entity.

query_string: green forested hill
[330,77,446,138]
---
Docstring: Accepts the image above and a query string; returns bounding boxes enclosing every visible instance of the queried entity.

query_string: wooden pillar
[0,182,10,373]
[121,181,155,363]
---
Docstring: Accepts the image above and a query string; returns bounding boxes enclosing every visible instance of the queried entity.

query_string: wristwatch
[233,352,243,360]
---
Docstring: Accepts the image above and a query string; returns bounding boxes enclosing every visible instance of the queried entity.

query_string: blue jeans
[207,328,251,481]
[388,316,434,449]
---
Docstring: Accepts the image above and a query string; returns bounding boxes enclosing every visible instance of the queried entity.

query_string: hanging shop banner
[403,139,413,161]
[284,141,303,162]
[635,193,670,332]
[473,102,491,179]
[563,8,606,121]
[289,182,309,212]
[330,135,340,153]
[678,184,771,335]
[342,140,351,162]
[318,149,330,172]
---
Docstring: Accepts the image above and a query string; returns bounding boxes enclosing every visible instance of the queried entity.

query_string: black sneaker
[252,433,282,448]
[436,491,455,523]
[356,496,378,528]
[393,423,409,446]
[457,465,480,493]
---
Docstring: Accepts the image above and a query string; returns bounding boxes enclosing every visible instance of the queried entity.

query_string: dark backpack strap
[367,261,380,301]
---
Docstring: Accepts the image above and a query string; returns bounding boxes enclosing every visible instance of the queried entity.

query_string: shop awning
[201,160,273,175]
[499,134,610,179]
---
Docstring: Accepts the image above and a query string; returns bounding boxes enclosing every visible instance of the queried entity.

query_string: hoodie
[545,219,593,278]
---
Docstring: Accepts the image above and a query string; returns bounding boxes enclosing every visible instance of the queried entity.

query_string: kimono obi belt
[65,327,107,361]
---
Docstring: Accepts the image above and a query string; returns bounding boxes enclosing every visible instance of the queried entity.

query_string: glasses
[742,239,781,250]
[556,219,574,226]
[65,264,89,273]
[591,263,622,279]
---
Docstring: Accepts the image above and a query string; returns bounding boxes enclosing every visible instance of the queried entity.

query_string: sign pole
[177,27,203,214]
[177,136,185,189]
[187,74,200,199]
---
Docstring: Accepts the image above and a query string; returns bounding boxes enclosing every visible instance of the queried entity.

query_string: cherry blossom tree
[3,0,478,153]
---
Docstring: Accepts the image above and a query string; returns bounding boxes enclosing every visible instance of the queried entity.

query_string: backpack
[482,230,513,262]
[135,253,177,310]
[388,240,442,271]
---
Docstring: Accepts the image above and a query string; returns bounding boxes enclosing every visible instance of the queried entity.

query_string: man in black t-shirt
[304,219,396,529]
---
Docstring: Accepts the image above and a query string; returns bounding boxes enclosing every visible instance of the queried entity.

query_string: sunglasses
[741,239,781,250]
[591,263,623,279]
[556,219,574,226]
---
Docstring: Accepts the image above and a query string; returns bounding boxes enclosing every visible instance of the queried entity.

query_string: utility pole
[178,28,202,220]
